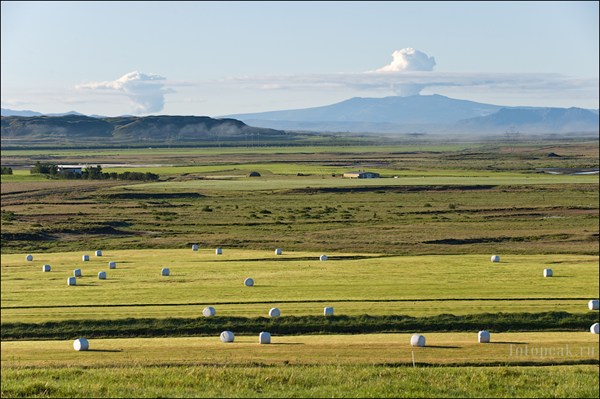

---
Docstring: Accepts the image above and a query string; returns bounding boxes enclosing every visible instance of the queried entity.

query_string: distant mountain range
[222,94,599,135]
[1,114,286,146]
[3,94,599,139]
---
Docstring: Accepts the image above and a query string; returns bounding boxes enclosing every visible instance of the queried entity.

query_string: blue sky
[1,1,598,117]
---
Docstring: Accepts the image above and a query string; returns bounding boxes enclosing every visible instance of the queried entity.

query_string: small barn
[343,171,380,179]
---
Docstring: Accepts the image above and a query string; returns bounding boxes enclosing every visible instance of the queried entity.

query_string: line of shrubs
[2,312,597,340]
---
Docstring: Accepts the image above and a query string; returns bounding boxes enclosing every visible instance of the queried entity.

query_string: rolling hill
[0,115,288,147]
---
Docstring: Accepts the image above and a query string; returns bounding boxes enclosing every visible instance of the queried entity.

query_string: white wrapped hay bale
[95,250,102,257]
[74,269,82,277]
[588,300,599,311]
[543,268,553,277]
[192,244,199,251]
[220,331,235,342]
[259,332,271,344]
[67,277,77,286]
[98,271,107,280]
[42,264,51,272]
[478,330,491,343]
[82,255,89,262]
[591,323,599,334]
[244,277,254,287]
[109,261,117,269]
[320,254,328,261]
[161,268,170,276]
[25,254,33,262]
[275,248,283,255]
[73,338,89,351]
[203,306,216,317]
[215,248,222,255]
[410,334,426,347]
[491,255,500,263]
[269,308,281,317]
[324,306,334,316]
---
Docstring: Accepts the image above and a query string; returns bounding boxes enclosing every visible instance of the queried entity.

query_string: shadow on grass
[86,349,123,353]
[269,342,304,346]
[491,341,527,345]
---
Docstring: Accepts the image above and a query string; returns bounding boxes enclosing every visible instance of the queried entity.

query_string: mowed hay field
[1,333,599,398]
[1,142,599,397]
[1,250,599,322]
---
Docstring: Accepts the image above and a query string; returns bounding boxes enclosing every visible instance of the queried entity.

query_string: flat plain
[1,140,598,397]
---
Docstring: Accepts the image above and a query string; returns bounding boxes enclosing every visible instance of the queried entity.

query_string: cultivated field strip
[2,332,598,368]
[2,250,598,323]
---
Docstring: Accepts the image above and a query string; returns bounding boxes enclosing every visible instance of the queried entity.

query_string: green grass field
[2,333,598,398]
[2,250,598,323]
[2,332,599,368]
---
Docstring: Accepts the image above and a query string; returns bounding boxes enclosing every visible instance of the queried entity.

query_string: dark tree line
[1,166,13,175]
[30,162,159,181]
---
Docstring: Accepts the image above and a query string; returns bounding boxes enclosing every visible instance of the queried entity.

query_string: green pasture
[2,364,598,398]
[0,170,50,183]
[114,173,597,193]
[2,250,597,322]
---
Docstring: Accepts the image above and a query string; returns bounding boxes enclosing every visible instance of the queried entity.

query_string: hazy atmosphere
[1,1,598,117]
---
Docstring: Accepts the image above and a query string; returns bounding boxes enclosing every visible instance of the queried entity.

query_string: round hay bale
[259,331,271,344]
[98,271,107,280]
[491,255,500,263]
[25,254,33,262]
[220,331,235,343]
[42,264,51,272]
[95,250,102,257]
[67,276,77,286]
[269,307,281,317]
[478,330,491,343]
[215,248,222,255]
[543,268,553,277]
[192,244,199,251]
[410,334,426,347]
[275,248,283,255]
[244,277,254,287]
[248,171,261,177]
[320,254,328,261]
[109,261,117,269]
[323,306,334,316]
[588,300,599,311]
[203,306,216,317]
[161,268,170,276]
[82,255,89,262]
[73,338,89,351]
[591,323,599,334]
[74,269,82,277]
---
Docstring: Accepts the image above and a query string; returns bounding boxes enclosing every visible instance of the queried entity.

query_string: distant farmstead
[343,171,380,179]
[57,165,84,175]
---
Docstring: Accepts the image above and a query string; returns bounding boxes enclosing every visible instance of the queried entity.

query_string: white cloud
[370,48,436,95]
[77,71,173,114]
[376,48,436,72]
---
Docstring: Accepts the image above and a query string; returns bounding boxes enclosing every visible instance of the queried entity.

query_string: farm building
[343,171,380,179]
[57,165,84,175]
